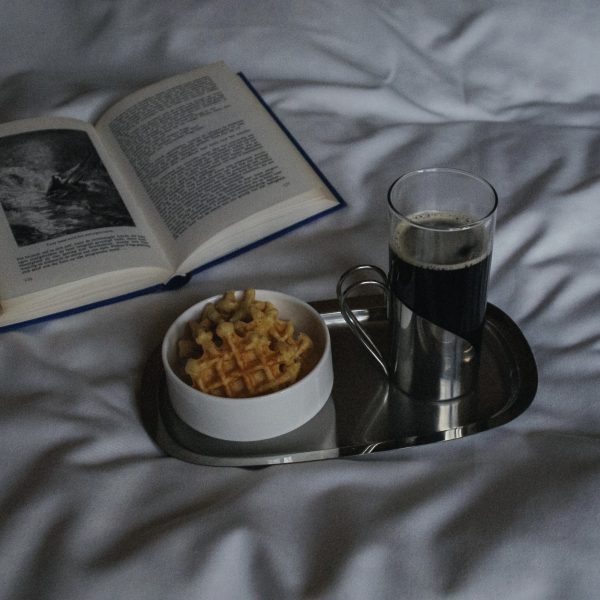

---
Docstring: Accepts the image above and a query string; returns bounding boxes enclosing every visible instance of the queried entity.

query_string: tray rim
[142,298,538,467]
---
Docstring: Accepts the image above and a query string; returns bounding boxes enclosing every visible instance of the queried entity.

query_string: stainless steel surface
[141,297,538,467]
[337,264,390,378]
[389,299,477,400]
[338,264,480,401]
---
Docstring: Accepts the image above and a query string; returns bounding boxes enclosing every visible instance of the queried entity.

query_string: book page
[96,62,331,269]
[0,118,172,301]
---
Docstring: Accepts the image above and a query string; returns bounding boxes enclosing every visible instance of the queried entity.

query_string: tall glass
[387,168,497,399]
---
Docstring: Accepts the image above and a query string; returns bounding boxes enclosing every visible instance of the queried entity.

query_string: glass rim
[387,167,498,231]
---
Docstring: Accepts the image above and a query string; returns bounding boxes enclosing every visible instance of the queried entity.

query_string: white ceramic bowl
[161,290,334,441]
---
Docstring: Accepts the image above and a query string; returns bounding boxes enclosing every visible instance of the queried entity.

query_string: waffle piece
[178,290,314,398]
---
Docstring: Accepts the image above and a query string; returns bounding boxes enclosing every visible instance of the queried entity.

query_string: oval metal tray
[140,297,537,467]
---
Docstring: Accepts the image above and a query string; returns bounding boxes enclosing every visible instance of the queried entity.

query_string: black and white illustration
[0,129,134,246]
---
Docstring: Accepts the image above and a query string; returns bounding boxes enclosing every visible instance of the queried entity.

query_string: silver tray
[140,297,537,467]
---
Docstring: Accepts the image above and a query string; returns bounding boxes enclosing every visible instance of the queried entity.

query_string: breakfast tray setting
[141,296,538,467]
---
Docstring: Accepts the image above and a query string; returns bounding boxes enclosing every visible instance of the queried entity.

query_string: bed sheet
[1,2,599,599]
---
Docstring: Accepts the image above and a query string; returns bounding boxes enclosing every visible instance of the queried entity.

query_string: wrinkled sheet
[1,2,599,598]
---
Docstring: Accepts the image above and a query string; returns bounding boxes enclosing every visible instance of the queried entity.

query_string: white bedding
[1,2,599,598]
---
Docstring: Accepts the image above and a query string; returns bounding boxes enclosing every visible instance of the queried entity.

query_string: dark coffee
[389,211,492,347]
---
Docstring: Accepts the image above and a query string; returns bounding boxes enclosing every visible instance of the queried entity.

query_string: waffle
[178,290,314,398]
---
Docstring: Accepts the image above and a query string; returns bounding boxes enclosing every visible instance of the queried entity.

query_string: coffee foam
[391,211,490,271]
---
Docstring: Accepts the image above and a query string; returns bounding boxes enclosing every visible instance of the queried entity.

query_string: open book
[0,62,343,330]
